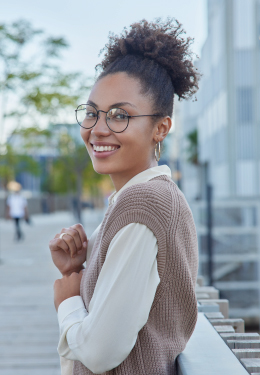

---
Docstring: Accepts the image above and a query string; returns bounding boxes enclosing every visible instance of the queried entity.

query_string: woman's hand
[49,223,88,276]
[54,270,84,311]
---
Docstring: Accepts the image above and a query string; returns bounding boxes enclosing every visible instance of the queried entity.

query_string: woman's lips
[91,144,120,159]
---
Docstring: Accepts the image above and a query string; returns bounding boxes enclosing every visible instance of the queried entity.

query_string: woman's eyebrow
[109,102,137,109]
[87,100,98,107]
[87,100,136,109]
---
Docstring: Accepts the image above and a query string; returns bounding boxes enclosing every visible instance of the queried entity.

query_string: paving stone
[0,209,103,375]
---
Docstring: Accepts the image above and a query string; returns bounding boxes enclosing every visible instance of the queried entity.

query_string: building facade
[179,0,260,323]
[182,0,260,200]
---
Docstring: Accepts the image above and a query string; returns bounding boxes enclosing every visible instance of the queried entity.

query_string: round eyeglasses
[75,104,162,133]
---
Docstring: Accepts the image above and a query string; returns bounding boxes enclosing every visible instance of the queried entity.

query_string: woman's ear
[153,117,172,142]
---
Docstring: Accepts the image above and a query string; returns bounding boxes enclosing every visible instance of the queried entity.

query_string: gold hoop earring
[155,141,161,162]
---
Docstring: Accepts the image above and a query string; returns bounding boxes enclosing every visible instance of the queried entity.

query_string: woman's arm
[57,223,160,374]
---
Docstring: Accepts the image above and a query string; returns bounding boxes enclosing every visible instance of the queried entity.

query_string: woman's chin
[92,162,117,176]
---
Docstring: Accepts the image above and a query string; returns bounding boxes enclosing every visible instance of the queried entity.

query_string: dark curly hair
[96,18,200,118]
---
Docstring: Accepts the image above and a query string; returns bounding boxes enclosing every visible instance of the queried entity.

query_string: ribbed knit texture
[73,175,198,375]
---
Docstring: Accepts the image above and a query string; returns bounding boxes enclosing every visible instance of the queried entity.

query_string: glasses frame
[75,104,163,133]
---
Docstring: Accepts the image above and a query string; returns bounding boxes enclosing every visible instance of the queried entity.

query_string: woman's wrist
[62,265,85,277]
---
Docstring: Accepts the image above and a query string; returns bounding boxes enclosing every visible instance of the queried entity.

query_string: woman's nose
[91,112,111,136]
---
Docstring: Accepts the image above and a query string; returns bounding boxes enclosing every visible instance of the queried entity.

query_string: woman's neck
[110,160,158,192]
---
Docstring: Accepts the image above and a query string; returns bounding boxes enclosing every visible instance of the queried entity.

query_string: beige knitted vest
[73,175,198,375]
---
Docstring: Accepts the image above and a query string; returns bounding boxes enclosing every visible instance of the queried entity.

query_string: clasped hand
[49,223,88,310]
[49,223,88,276]
[54,271,84,311]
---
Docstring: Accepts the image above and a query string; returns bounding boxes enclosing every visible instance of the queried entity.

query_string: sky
[0,0,208,77]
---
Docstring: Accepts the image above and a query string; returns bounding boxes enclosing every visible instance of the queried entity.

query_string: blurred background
[0,0,207,221]
[0,0,260,373]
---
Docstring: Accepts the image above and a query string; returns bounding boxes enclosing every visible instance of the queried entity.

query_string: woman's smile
[90,141,121,158]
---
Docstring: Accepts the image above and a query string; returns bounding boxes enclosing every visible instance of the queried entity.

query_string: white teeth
[93,144,118,152]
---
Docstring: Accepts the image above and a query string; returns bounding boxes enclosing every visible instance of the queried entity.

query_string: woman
[49,19,199,375]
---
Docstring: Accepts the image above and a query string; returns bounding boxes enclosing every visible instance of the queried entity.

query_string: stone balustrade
[177,275,260,375]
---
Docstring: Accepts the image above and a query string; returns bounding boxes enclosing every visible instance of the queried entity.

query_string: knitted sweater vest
[73,175,198,375]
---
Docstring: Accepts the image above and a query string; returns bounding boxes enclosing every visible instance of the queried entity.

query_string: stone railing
[177,276,260,375]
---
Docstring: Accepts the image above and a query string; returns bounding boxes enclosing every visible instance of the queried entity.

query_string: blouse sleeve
[57,223,160,374]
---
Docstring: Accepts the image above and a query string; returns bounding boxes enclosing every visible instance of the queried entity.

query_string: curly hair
[96,18,200,118]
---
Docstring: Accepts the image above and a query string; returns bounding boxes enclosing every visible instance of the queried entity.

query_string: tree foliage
[0,19,91,141]
[0,144,40,188]
[186,128,199,165]
[43,130,105,195]
[0,19,107,212]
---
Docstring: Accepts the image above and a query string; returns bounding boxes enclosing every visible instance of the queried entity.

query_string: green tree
[0,144,40,189]
[186,128,203,200]
[6,124,109,219]
[0,19,107,219]
[0,19,90,144]
[0,19,93,205]
[11,126,53,152]
[186,128,198,165]
[48,131,92,221]
[0,126,52,190]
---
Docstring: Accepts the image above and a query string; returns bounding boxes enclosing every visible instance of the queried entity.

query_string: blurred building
[49,123,83,145]
[6,123,82,194]
[179,0,260,323]
[181,0,260,200]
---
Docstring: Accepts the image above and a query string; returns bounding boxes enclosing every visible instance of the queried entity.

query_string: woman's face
[80,72,160,183]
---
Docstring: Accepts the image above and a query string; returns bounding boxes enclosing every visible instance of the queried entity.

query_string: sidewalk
[0,209,104,375]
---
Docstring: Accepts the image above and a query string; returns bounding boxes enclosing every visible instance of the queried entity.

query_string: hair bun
[98,18,200,99]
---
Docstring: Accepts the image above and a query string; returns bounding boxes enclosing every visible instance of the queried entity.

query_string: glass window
[236,87,253,123]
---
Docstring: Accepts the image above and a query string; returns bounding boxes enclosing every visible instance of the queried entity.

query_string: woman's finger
[56,238,70,255]
[56,227,78,258]
[71,223,88,249]
[65,227,83,252]
[60,233,78,258]
[49,237,70,255]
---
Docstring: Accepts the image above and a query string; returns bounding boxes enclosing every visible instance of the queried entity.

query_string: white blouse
[57,165,172,374]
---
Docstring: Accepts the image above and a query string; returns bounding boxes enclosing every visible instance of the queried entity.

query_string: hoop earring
[155,141,161,162]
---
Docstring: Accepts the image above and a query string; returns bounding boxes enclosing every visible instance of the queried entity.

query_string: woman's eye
[86,112,97,118]
[115,114,127,119]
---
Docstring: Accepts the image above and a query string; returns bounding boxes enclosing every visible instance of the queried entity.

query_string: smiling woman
[49,18,200,375]
[79,72,174,187]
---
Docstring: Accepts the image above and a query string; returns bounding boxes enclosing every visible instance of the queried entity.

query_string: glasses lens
[76,104,97,129]
[107,108,128,132]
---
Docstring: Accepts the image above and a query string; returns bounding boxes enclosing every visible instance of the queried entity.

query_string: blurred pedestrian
[50,18,199,375]
[6,182,28,241]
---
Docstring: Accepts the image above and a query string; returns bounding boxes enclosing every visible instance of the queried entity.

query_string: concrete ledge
[197,302,220,313]
[209,318,245,333]
[197,299,229,318]
[240,358,260,373]
[214,325,235,333]
[227,340,260,349]
[220,333,260,344]
[232,349,260,360]
[177,313,249,375]
[204,312,224,319]
[195,286,220,299]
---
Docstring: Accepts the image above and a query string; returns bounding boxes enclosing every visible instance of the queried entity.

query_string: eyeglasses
[75,104,162,133]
